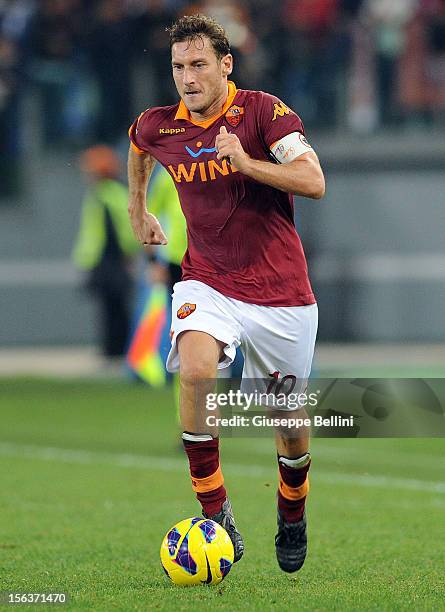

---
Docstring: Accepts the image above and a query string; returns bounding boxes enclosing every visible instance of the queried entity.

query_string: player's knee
[180,359,217,385]
[177,331,221,383]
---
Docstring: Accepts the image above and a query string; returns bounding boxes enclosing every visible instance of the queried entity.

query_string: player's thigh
[166,280,241,374]
[177,330,226,381]
[177,331,226,434]
[241,303,318,386]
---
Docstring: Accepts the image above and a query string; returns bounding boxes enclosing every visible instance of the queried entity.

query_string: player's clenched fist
[215,126,250,172]
[128,207,168,247]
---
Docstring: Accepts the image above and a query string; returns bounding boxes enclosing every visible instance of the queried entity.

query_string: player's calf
[275,452,311,572]
[182,432,244,562]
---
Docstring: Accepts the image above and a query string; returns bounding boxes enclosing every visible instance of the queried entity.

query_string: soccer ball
[160,517,234,586]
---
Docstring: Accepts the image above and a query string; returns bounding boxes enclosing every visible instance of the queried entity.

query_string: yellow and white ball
[160,517,234,586]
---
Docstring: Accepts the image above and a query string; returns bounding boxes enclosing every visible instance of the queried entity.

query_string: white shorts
[166,280,318,402]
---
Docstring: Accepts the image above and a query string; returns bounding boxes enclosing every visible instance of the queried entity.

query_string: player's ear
[221,54,233,77]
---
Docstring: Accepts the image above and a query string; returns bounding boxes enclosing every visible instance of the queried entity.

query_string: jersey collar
[174,81,237,128]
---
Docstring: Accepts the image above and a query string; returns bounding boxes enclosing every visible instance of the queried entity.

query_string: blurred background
[1,0,445,377]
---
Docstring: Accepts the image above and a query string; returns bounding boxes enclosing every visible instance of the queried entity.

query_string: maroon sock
[277,453,311,523]
[182,432,227,517]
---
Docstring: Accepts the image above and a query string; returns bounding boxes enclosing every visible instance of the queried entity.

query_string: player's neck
[189,83,229,122]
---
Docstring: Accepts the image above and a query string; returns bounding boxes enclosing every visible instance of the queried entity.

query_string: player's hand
[215,126,250,172]
[128,205,167,247]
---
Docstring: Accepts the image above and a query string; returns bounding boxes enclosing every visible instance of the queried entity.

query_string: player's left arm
[215,126,325,199]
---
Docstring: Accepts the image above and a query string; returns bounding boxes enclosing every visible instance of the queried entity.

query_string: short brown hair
[167,14,230,60]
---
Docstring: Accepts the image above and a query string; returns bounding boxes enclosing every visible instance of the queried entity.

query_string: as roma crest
[225,105,244,127]
[177,303,196,319]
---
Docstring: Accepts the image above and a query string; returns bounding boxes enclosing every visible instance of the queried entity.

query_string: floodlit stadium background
[1,0,445,376]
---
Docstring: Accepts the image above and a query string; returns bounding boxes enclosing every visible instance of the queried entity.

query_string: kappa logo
[272,102,291,121]
[177,302,196,319]
[159,127,186,134]
[225,105,244,127]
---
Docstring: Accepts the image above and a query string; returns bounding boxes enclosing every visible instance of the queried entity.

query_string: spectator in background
[131,0,178,107]
[72,145,140,362]
[0,0,35,197]
[87,0,133,143]
[1,0,35,44]
[248,2,288,98]
[397,2,429,123]
[387,0,445,126]
[0,34,21,196]
[340,0,365,16]
[361,0,418,125]
[279,0,344,128]
[27,0,84,146]
[346,1,379,133]
[423,0,445,116]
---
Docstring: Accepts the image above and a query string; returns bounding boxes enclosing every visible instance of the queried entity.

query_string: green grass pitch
[1,378,444,610]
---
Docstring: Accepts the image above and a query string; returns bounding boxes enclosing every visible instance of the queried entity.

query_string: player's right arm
[127,144,167,246]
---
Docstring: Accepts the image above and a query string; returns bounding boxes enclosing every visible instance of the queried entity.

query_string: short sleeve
[128,109,152,154]
[258,92,305,149]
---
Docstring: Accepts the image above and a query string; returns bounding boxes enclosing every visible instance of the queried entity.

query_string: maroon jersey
[129,81,315,307]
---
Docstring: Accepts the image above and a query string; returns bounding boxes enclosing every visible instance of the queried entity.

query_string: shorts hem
[166,325,239,373]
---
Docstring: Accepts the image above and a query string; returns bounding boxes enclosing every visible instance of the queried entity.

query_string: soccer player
[128,15,325,573]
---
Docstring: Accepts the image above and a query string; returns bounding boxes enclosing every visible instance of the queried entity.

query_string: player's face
[171,36,232,117]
